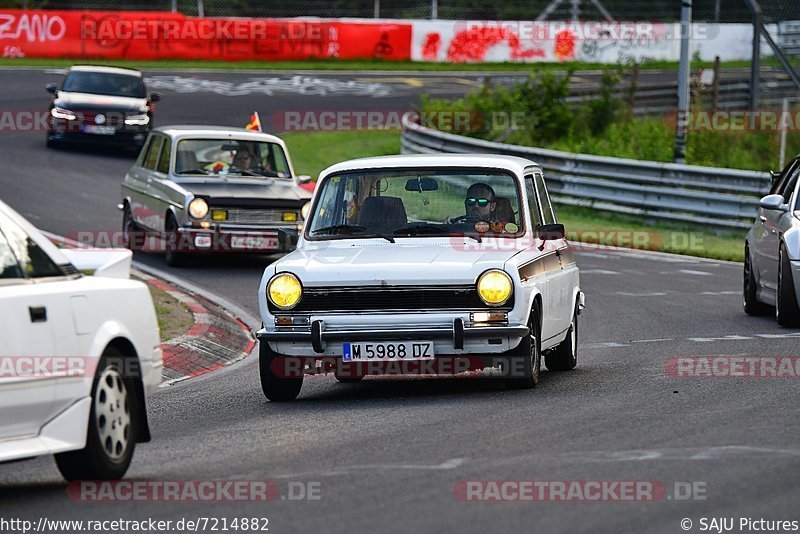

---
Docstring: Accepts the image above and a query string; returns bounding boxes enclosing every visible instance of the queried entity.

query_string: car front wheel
[505,306,541,389]
[55,347,137,481]
[259,341,304,401]
[545,300,579,371]
[776,244,800,327]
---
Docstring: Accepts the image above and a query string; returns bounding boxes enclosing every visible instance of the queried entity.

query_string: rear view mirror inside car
[405,177,439,192]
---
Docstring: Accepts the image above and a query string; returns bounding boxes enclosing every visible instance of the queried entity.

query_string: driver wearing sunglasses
[464,183,497,221]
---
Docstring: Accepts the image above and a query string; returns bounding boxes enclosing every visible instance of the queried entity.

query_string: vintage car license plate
[83,125,116,135]
[342,341,435,362]
[230,235,279,250]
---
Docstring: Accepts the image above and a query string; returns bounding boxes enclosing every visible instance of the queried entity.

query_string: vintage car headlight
[188,198,209,219]
[124,113,150,126]
[51,107,76,120]
[301,201,311,220]
[268,273,303,310]
[476,269,513,306]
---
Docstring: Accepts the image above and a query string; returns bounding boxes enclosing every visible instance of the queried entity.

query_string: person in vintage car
[256,154,584,401]
[45,65,160,152]
[744,155,800,326]
[120,126,313,266]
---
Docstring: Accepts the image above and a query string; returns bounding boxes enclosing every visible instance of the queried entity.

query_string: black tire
[122,204,143,252]
[259,341,304,401]
[45,133,58,149]
[776,244,800,327]
[55,347,138,481]
[505,306,541,389]
[164,216,185,267]
[334,363,366,383]
[743,244,770,315]
[546,300,579,371]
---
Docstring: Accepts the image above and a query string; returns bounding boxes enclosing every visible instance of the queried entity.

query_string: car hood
[182,181,311,205]
[274,239,519,286]
[54,92,148,112]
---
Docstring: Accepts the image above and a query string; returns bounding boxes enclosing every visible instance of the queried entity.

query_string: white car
[0,199,162,480]
[745,155,800,326]
[256,154,584,401]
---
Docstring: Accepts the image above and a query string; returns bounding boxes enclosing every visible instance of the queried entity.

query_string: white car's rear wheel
[55,347,137,481]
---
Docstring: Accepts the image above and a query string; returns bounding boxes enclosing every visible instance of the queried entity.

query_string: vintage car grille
[269,285,513,313]
[224,208,298,225]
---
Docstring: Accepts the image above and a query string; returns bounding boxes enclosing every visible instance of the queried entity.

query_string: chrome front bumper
[256,319,530,353]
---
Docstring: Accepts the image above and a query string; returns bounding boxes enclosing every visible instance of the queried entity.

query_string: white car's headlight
[124,114,150,126]
[477,269,513,306]
[188,198,209,219]
[301,201,311,220]
[51,107,76,120]
[268,273,303,310]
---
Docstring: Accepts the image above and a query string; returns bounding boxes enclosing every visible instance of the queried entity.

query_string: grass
[283,130,401,178]
[0,56,764,72]
[144,281,194,341]
[283,129,745,262]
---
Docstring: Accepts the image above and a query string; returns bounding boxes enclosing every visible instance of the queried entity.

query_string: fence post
[711,55,720,111]
[627,62,639,119]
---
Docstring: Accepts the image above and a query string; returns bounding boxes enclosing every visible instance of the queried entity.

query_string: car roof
[68,65,143,77]
[154,125,287,145]
[319,154,540,179]
[0,198,70,266]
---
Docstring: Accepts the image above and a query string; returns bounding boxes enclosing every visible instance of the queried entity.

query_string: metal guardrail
[401,115,772,230]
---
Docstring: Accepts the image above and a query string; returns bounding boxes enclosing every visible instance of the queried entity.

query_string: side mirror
[759,194,788,212]
[149,92,161,102]
[45,83,57,94]
[297,175,312,184]
[537,223,565,241]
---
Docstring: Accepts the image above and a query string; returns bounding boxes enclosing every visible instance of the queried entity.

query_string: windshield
[306,169,524,240]
[175,139,292,179]
[62,71,146,98]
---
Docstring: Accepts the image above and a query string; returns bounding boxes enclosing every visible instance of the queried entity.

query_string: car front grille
[223,208,298,225]
[269,285,512,313]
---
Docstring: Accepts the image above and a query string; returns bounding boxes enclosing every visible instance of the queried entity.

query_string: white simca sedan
[256,154,583,401]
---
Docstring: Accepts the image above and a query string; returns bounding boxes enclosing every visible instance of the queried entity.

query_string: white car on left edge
[0,199,162,480]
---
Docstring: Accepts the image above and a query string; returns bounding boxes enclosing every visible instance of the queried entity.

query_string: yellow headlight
[268,273,302,309]
[188,198,209,219]
[282,211,298,222]
[477,270,513,306]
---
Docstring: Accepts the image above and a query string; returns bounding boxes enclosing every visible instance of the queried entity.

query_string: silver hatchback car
[744,156,800,326]
[120,126,312,266]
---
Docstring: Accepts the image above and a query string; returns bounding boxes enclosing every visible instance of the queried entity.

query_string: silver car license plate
[83,125,115,135]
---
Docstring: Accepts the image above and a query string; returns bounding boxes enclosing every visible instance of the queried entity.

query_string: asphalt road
[1,68,799,534]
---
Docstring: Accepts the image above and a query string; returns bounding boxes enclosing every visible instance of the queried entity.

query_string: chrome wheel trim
[94,367,131,461]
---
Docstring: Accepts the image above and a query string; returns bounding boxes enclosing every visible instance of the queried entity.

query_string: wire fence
[3,0,800,23]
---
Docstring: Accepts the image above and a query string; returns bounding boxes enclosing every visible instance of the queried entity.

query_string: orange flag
[245,112,262,132]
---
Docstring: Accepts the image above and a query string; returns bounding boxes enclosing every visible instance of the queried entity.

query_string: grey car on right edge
[744,155,800,326]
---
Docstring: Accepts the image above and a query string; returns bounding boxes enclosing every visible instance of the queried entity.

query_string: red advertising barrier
[0,10,412,61]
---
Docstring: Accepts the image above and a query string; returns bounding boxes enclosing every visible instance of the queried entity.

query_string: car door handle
[759,215,767,222]
[29,306,47,323]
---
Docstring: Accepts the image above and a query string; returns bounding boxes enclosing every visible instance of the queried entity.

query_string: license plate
[83,125,115,135]
[230,235,278,250]
[342,341,435,362]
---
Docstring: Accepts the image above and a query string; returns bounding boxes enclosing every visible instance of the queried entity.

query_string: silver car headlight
[188,198,209,219]
[301,201,311,220]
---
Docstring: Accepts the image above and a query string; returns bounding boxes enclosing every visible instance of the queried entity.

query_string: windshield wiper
[311,224,395,243]
[393,224,482,242]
